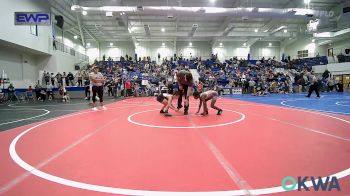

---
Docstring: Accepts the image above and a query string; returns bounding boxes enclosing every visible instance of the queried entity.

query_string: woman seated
[58,85,70,102]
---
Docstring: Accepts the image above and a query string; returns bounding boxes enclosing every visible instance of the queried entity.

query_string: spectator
[56,72,62,86]
[44,71,51,85]
[46,83,54,100]
[77,72,83,86]
[62,72,68,86]
[248,79,255,94]
[59,85,69,102]
[125,79,132,97]
[84,78,90,100]
[67,72,74,86]
[51,73,55,86]
[7,83,15,101]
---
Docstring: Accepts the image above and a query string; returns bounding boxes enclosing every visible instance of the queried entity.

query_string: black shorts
[156,94,168,103]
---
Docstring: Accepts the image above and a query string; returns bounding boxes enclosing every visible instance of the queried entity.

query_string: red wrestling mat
[0,97,349,196]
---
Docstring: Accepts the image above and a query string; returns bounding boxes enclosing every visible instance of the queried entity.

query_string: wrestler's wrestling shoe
[217,109,223,115]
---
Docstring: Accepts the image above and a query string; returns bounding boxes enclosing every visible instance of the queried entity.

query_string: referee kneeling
[89,66,106,110]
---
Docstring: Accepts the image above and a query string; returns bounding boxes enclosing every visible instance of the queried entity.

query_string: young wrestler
[156,91,179,116]
[193,90,223,116]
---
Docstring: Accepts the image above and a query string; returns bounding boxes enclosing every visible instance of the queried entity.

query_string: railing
[51,38,89,62]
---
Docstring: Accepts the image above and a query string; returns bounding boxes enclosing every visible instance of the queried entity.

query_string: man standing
[89,66,106,110]
[176,70,193,115]
[67,72,75,86]
[306,72,320,98]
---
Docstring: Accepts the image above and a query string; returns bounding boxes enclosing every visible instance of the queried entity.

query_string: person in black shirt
[51,73,55,86]
[67,72,74,86]
[84,79,90,100]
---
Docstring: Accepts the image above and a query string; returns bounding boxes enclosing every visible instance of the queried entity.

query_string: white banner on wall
[232,88,242,94]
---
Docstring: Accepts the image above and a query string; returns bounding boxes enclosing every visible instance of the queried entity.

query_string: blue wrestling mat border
[225,92,350,116]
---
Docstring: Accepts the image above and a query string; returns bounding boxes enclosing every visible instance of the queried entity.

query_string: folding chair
[26,91,35,101]
[14,91,25,102]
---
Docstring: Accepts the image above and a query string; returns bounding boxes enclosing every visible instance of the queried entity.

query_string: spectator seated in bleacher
[26,86,35,101]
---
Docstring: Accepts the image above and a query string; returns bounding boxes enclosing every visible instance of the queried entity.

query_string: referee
[176,70,193,115]
[306,72,320,98]
[89,66,106,110]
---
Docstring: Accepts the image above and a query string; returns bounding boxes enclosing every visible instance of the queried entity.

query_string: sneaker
[217,109,223,115]
[160,110,165,114]
[177,105,183,110]
[85,97,88,100]
[164,113,172,117]
[102,106,107,110]
[92,107,98,111]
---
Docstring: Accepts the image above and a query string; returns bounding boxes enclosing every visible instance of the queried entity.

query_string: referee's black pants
[92,86,103,103]
[307,84,320,97]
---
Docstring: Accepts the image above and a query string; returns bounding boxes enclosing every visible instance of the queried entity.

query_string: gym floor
[0,93,349,196]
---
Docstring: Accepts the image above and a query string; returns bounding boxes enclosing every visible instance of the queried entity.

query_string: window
[297,50,308,58]
[30,25,38,36]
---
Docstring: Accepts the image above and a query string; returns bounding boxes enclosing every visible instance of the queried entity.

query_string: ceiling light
[269,43,272,46]
[294,8,313,15]
[86,43,91,47]
[161,28,165,32]
[122,12,125,15]
[312,39,315,42]
[264,30,268,32]
[189,42,192,46]
[219,43,223,46]
[254,29,258,32]
[243,43,247,46]
[74,35,78,39]
[210,0,216,2]
[247,7,254,12]
[304,0,311,4]
[120,13,123,15]
[284,29,288,33]
[71,5,79,11]
[82,11,87,15]
[101,6,136,12]
[162,43,165,46]
[110,43,113,46]
[106,11,113,17]
[205,7,227,13]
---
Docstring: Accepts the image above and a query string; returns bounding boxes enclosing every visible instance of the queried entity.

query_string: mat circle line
[7,103,350,195]
[336,101,350,106]
[127,109,245,129]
